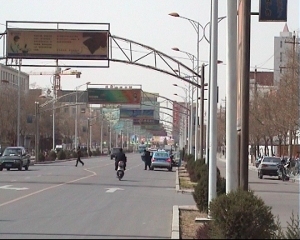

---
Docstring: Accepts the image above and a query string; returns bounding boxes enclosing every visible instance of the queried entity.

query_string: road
[217,159,299,231]
[0,153,195,239]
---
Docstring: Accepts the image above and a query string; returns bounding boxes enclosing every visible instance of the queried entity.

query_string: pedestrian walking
[144,149,151,170]
[75,146,84,167]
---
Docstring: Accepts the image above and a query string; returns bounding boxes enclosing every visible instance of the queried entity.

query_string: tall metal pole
[35,101,40,162]
[199,63,205,161]
[195,24,200,161]
[190,84,194,154]
[100,116,103,154]
[239,0,251,191]
[109,122,112,151]
[208,0,218,216]
[205,0,213,164]
[226,0,238,193]
[17,59,21,146]
[75,87,78,149]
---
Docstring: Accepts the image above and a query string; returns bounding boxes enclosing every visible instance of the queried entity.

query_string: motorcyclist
[115,148,127,171]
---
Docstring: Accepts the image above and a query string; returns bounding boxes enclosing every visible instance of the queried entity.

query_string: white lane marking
[105,188,124,193]
[0,185,28,191]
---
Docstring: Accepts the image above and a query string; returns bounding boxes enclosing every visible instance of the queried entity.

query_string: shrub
[208,188,278,239]
[57,150,66,160]
[284,212,300,239]
[192,159,206,182]
[192,164,226,213]
[38,152,45,162]
[48,150,57,161]
[195,223,212,239]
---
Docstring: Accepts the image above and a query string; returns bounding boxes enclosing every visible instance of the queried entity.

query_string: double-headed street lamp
[172,47,200,159]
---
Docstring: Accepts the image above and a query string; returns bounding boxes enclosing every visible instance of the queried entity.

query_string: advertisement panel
[120,109,154,119]
[133,119,159,125]
[88,89,141,104]
[259,0,287,22]
[6,29,109,60]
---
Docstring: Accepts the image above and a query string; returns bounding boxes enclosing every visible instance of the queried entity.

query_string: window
[280,52,283,62]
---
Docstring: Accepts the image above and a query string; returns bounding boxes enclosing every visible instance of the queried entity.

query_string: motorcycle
[277,163,290,181]
[116,161,125,180]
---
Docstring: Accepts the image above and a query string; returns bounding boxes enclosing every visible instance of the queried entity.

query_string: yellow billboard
[6,29,109,60]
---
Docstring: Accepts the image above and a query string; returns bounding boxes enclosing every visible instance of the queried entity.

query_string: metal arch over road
[109,35,203,89]
[1,20,205,90]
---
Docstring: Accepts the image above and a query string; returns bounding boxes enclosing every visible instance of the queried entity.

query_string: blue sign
[259,0,287,22]
[120,109,154,119]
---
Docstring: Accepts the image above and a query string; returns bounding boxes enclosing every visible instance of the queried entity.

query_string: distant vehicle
[110,147,120,160]
[102,148,109,155]
[55,145,63,153]
[0,146,31,171]
[150,150,172,171]
[257,156,281,179]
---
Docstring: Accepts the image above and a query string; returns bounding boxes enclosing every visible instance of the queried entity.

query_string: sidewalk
[217,154,257,172]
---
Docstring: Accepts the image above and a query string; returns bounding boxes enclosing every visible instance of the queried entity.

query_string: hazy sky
[0,0,299,118]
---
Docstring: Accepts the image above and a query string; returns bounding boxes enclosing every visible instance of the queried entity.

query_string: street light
[169,13,203,160]
[75,82,90,149]
[169,12,226,163]
[171,47,199,160]
[173,87,190,151]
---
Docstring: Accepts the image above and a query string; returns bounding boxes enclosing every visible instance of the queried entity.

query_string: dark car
[0,146,31,171]
[110,147,120,160]
[257,156,281,179]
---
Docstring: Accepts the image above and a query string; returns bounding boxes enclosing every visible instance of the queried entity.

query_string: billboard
[6,29,109,60]
[259,0,287,22]
[133,119,159,125]
[88,89,141,104]
[120,109,154,119]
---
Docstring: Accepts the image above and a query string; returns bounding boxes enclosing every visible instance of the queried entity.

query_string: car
[0,146,31,171]
[257,156,282,179]
[110,147,120,160]
[150,150,172,171]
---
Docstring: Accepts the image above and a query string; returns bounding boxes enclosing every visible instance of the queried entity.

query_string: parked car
[110,147,120,160]
[0,146,31,171]
[150,150,172,171]
[257,156,282,179]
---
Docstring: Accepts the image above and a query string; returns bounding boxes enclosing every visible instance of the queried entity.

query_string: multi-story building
[0,63,29,92]
[274,24,299,85]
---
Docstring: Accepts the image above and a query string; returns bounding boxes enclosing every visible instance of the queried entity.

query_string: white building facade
[273,24,299,85]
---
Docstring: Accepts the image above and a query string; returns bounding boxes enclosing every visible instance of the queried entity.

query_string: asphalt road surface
[217,159,299,231]
[0,153,195,239]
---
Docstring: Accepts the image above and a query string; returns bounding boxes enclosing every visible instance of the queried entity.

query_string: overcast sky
[0,0,299,121]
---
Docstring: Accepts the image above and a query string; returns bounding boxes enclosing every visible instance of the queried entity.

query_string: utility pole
[199,63,205,161]
[35,102,40,162]
[238,0,251,191]
[226,0,238,194]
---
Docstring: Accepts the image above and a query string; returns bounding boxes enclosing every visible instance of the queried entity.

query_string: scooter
[117,161,125,180]
[277,163,290,181]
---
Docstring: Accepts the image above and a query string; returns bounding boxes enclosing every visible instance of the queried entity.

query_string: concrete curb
[175,167,194,194]
[171,205,180,239]
[175,168,180,192]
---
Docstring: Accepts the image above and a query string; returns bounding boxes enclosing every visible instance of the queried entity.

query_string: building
[273,24,299,85]
[0,63,29,92]
[249,71,277,101]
